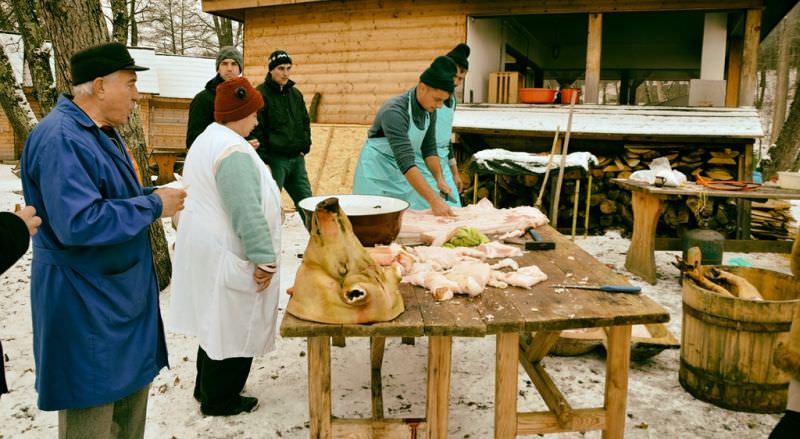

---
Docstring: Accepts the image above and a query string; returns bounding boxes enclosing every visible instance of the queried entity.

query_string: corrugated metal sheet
[453,104,764,139]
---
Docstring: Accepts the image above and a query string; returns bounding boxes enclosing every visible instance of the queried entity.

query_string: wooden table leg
[426,336,452,439]
[495,332,519,439]
[308,336,331,439]
[370,336,386,419]
[603,326,632,439]
[625,191,664,284]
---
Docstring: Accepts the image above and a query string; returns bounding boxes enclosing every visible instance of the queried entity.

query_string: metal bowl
[298,195,410,247]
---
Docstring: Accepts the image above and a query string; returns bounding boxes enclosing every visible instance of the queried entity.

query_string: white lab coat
[168,122,282,360]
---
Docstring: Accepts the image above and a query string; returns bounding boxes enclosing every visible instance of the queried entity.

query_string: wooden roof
[452,104,764,141]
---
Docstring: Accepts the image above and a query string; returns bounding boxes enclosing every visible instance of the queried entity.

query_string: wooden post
[738,9,761,107]
[725,37,742,107]
[603,326,632,439]
[308,336,332,439]
[370,336,386,420]
[624,191,664,284]
[584,13,603,104]
[426,336,452,439]
[495,332,519,439]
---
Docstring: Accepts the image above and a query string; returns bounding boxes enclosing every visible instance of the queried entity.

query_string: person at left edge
[352,56,457,216]
[20,42,186,438]
[0,206,41,399]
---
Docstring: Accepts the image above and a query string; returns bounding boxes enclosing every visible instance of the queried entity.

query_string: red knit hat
[214,77,264,123]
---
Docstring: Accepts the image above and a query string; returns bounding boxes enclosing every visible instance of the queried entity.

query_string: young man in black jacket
[252,50,312,220]
[186,46,259,149]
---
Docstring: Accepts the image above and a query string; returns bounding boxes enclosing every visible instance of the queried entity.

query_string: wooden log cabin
[0,35,215,166]
[201,0,799,241]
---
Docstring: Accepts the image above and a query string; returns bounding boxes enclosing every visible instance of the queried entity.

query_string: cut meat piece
[444,261,492,297]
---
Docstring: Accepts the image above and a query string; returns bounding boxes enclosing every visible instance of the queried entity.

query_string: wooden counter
[281,225,669,438]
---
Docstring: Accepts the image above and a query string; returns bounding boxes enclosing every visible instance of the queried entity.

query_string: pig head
[287,197,404,324]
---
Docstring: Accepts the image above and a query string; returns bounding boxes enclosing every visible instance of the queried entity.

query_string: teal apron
[353,90,440,210]
[435,95,461,207]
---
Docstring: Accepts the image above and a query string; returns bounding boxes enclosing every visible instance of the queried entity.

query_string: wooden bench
[149,148,186,185]
[613,178,800,284]
[280,225,669,438]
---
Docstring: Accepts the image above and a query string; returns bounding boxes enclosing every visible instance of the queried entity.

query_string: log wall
[243,0,467,124]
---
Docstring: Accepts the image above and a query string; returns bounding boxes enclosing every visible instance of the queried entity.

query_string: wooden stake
[584,173,593,238]
[550,92,578,226]
[535,126,560,209]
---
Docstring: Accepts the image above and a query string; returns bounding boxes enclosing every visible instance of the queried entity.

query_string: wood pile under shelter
[452,104,798,241]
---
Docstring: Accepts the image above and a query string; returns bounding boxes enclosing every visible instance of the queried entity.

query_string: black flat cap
[70,42,149,85]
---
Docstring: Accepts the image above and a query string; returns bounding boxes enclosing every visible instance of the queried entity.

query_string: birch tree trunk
[771,18,792,144]
[0,45,38,154]
[764,77,800,178]
[37,0,172,290]
[10,0,56,115]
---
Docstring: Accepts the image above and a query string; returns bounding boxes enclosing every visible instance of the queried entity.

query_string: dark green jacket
[186,74,225,148]
[253,75,311,161]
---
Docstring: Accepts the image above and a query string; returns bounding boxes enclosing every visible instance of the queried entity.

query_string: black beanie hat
[419,56,457,93]
[446,43,470,70]
[216,46,243,73]
[268,50,292,71]
[70,42,148,85]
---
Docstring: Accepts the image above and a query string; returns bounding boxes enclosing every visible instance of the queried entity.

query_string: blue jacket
[20,95,168,411]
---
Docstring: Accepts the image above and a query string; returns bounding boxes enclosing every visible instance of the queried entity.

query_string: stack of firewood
[458,145,793,239]
[751,199,797,240]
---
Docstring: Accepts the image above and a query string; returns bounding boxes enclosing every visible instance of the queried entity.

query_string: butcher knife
[550,284,642,294]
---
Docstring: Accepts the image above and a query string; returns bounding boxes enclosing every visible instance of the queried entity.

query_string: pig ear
[343,286,368,304]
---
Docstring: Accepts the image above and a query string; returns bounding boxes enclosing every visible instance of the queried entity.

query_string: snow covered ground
[0,163,796,438]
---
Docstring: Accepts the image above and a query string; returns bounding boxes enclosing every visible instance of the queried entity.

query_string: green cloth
[215,151,276,265]
[443,227,489,248]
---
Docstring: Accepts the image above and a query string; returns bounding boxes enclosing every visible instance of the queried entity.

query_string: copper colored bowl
[519,88,557,104]
[298,195,410,247]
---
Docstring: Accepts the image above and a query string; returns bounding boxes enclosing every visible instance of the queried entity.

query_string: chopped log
[708,267,763,300]
[522,174,539,187]
[663,204,690,226]
[599,199,618,214]
[681,247,735,297]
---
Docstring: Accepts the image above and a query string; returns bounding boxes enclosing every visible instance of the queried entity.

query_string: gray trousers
[58,384,150,439]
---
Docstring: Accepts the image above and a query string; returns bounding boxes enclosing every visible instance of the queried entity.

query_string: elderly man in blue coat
[20,42,186,438]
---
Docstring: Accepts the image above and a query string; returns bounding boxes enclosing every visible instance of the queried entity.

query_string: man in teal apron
[353,56,457,216]
[434,43,471,207]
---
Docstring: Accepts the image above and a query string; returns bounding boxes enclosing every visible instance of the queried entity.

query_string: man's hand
[154,187,187,218]
[248,139,260,149]
[253,266,274,292]
[452,169,464,193]
[15,205,42,236]
[430,198,455,217]
[436,178,452,199]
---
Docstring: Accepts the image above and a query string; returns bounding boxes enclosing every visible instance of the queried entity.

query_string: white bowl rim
[298,194,410,215]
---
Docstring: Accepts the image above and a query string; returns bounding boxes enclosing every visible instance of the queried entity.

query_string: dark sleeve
[380,105,417,173]
[252,86,269,155]
[186,92,212,148]
[448,143,455,161]
[0,212,30,275]
[420,110,437,159]
[298,89,312,153]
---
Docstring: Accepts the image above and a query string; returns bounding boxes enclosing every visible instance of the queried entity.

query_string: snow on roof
[453,104,764,140]
[0,32,214,100]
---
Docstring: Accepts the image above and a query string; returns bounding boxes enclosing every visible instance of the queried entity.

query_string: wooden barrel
[680,267,800,413]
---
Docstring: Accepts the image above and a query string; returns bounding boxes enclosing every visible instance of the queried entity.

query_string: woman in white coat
[168,76,281,416]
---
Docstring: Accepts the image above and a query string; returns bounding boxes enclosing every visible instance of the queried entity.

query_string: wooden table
[613,178,800,284]
[280,225,669,438]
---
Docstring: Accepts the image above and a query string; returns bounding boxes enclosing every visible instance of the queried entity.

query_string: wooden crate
[488,71,521,104]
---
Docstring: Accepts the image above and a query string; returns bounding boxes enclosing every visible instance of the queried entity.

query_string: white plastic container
[777,171,800,190]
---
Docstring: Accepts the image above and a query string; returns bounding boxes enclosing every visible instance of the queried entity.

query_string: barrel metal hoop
[683,303,791,333]
[680,358,789,392]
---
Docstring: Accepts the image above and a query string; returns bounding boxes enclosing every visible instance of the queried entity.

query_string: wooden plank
[337,285,425,337]
[603,326,632,439]
[495,332,519,439]
[738,9,762,107]
[654,237,794,253]
[370,336,386,420]
[308,336,332,439]
[280,312,344,337]
[426,336,452,439]
[613,178,800,200]
[331,418,428,438]
[725,37,743,107]
[412,284,487,337]
[521,331,561,363]
[584,13,603,104]
[517,408,606,434]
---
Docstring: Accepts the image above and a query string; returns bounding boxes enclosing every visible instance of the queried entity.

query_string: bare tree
[37,0,172,289]
[0,42,38,154]
[10,0,56,114]
[764,78,800,177]
[110,0,129,44]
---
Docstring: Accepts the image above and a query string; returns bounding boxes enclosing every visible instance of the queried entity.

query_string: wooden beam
[585,13,603,104]
[517,408,606,434]
[426,336,452,439]
[495,332,519,439]
[725,37,743,107]
[653,237,794,253]
[518,349,574,427]
[738,9,762,106]
[331,418,428,438]
[602,326,632,439]
[521,331,561,363]
[370,336,386,420]
[308,336,332,439]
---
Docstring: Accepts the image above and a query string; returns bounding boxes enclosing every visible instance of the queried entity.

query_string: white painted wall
[700,13,727,80]
[465,17,504,103]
